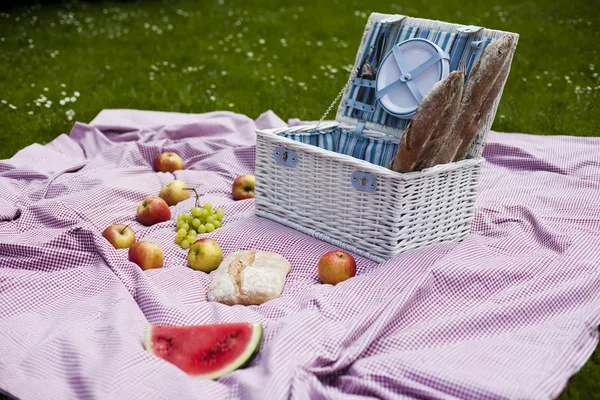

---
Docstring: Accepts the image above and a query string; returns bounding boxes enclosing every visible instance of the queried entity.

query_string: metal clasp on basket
[273,146,299,167]
[351,172,377,192]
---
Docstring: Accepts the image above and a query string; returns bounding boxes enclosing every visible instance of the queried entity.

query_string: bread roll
[388,71,465,173]
[207,250,291,306]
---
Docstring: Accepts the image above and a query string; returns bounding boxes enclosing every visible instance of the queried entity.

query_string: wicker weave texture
[255,130,484,261]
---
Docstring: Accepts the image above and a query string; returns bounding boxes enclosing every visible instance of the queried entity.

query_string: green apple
[187,238,223,272]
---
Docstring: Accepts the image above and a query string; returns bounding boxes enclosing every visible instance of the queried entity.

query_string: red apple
[154,152,184,173]
[317,250,357,285]
[187,238,224,272]
[136,196,171,226]
[232,174,255,200]
[128,241,164,270]
[159,180,191,206]
[102,224,135,249]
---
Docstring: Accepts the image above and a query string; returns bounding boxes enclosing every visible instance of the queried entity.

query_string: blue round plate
[376,38,450,119]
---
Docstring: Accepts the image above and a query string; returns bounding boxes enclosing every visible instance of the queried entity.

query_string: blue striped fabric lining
[280,128,399,168]
[344,23,491,131]
[281,128,339,152]
[283,128,338,151]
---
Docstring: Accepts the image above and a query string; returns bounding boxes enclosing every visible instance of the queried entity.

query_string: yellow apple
[159,180,191,206]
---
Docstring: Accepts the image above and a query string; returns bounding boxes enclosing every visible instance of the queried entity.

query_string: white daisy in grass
[228,103,234,108]
[1,100,6,104]
[66,109,75,121]
[44,87,48,91]
[246,51,254,58]
[259,38,265,45]
[210,96,216,101]
[31,83,35,87]
[590,64,595,71]
[74,91,80,97]
[8,104,17,110]
[28,111,33,115]
[547,83,552,87]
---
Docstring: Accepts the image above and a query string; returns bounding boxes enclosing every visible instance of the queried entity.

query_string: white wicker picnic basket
[255,13,519,263]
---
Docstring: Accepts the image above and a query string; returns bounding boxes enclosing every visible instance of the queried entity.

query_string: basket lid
[334,13,496,139]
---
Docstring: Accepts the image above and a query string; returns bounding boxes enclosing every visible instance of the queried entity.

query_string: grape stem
[183,188,200,207]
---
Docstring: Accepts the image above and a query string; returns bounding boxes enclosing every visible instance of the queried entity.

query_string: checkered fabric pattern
[1,109,599,400]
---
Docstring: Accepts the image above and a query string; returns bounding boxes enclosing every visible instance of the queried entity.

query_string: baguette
[388,70,465,173]
[432,34,516,165]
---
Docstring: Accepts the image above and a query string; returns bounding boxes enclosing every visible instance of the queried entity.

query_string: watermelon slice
[144,322,263,380]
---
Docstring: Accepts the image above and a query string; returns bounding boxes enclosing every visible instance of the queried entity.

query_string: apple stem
[183,188,200,207]
[120,225,130,235]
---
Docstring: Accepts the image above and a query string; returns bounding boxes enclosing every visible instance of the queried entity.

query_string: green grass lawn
[0,0,599,398]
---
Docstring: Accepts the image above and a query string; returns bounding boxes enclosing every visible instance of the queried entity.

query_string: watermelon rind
[144,322,263,380]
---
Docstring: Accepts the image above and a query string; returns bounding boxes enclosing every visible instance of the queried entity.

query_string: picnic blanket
[1,109,599,400]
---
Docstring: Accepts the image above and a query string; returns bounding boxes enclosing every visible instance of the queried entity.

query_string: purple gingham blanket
[1,109,599,400]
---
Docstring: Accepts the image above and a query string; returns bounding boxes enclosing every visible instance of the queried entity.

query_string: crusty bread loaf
[207,250,291,306]
[432,34,516,165]
[388,70,465,173]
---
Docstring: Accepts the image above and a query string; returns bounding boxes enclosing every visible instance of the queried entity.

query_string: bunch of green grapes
[174,202,225,249]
